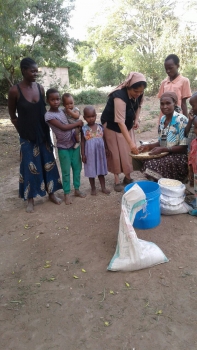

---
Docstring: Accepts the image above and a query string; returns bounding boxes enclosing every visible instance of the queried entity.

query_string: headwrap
[109,72,146,95]
[160,92,178,104]
[160,92,181,113]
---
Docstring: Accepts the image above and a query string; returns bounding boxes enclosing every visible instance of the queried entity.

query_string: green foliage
[70,87,109,105]
[74,0,197,94]
[0,0,74,89]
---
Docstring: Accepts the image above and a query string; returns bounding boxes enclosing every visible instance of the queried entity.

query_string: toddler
[45,88,86,205]
[81,105,110,195]
[62,93,80,148]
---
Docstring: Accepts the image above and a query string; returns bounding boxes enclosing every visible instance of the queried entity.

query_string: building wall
[39,67,69,90]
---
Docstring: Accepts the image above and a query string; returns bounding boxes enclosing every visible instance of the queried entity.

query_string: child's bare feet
[26,198,34,213]
[74,189,86,198]
[49,193,62,205]
[64,194,72,205]
[101,187,110,195]
[91,187,97,195]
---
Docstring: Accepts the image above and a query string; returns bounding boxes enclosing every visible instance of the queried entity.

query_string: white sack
[158,179,186,198]
[160,201,193,215]
[108,184,168,272]
[160,193,185,206]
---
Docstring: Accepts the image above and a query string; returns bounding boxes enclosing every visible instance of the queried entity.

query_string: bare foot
[101,187,110,195]
[26,198,34,213]
[64,194,72,205]
[49,193,62,205]
[91,187,97,196]
[74,190,86,198]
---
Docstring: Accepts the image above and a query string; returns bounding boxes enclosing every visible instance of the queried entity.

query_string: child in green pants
[45,88,86,205]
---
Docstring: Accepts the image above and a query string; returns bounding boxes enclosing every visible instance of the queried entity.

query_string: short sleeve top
[159,112,188,147]
[101,88,143,133]
[158,75,191,109]
[45,109,74,149]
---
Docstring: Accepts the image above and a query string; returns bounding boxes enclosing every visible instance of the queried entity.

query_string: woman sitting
[133,92,188,182]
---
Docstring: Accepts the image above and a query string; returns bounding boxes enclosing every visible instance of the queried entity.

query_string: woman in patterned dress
[8,57,62,212]
[133,92,188,182]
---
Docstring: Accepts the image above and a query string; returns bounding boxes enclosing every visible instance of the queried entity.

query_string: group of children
[44,89,110,205]
[44,53,197,210]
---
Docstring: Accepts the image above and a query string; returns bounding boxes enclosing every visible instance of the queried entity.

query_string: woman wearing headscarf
[8,57,62,213]
[133,91,188,181]
[101,72,147,192]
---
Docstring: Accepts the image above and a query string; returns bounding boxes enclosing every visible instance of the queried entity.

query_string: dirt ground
[0,99,197,350]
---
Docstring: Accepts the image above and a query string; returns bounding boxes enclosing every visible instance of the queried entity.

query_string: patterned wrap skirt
[141,153,188,182]
[19,138,62,200]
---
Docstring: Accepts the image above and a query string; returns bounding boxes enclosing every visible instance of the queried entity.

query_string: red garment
[188,138,197,174]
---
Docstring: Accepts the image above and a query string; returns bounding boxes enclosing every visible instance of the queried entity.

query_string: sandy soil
[0,100,197,350]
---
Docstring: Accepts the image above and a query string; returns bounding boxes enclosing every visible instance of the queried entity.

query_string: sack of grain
[107,184,168,272]
[158,178,192,215]
[158,178,185,197]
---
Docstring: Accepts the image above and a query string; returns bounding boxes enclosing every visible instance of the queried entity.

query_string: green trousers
[58,147,82,194]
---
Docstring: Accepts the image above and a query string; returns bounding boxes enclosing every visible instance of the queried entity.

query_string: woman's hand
[130,145,139,155]
[138,144,150,153]
[133,120,140,130]
[148,147,163,155]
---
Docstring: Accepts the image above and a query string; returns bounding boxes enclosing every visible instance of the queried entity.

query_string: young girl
[81,105,110,195]
[188,93,197,188]
[188,116,197,215]
[44,88,86,205]
[62,93,80,148]
[185,93,197,153]
[158,54,191,120]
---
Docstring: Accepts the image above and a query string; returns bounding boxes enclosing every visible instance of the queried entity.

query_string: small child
[62,93,80,148]
[185,92,197,151]
[188,117,197,185]
[158,54,191,120]
[81,105,110,195]
[44,88,86,205]
[188,116,197,215]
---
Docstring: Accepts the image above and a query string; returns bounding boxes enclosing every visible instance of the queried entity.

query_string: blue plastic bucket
[124,181,161,230]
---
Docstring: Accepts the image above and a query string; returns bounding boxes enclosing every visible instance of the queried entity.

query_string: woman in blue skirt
[8,57,62,213]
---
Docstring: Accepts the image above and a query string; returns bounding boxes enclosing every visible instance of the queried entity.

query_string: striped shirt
[45,109,75,149]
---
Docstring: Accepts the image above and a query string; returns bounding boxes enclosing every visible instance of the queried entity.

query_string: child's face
[164,59,179,79]
[63,96,74,110]
[47,92,61,110]
[189,97,197,116]
[84,110,97,126]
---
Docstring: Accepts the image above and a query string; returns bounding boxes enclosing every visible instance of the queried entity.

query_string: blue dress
[82,124,108,177]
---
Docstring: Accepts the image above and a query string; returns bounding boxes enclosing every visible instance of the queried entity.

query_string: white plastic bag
[160,201,193,215]
[160,193,185,206]
[108,184,168,272]
[158,178,192,214]
[158,178,186,197]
